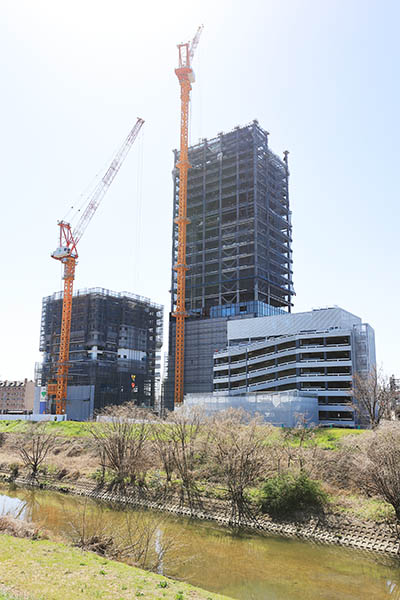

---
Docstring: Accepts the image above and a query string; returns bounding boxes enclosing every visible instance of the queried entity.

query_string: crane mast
[173,26,203,405]
[49,117,144,415]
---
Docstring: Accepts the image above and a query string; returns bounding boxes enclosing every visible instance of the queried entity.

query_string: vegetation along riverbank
[1,405,400,556]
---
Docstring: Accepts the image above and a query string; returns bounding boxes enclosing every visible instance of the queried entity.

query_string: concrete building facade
[39,287,163,416]
[0,379,35,412]
[213,307,376,426]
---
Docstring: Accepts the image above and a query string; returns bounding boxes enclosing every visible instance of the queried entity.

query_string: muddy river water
[1,484,400,600]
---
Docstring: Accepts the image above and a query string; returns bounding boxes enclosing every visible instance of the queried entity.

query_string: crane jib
[50,116,144,415]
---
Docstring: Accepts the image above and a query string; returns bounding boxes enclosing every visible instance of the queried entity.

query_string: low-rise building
[212,307,376,427]
[0,379,35,412]
[184,390,319,427]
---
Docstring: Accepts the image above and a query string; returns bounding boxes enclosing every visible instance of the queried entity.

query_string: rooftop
[43,287,163,311]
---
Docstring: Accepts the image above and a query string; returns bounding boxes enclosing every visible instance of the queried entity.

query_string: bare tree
[282,413,319,473]
[90,403,150,491]
[150,418,176,494]
[18,423,56,480]
[359,423,400,523]
[166,408,204,514]
[207,409,268,524]
[351,367,395,428]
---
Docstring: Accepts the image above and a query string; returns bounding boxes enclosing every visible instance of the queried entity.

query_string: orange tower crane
[173,26,203,405]
[49,117,145,415]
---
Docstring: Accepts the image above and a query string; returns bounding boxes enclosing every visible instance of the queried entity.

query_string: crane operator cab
[52,246,71,259]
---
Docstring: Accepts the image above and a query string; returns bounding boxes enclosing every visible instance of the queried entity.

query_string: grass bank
[311,427,365,449]
[0,534,232,600]
[0,592,23,600]
[0,420,91,437]
[0,419,365,448]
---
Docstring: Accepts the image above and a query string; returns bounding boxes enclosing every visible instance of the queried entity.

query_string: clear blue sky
[0,0,399,380]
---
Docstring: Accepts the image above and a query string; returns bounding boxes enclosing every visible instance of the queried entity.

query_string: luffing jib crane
[48,117,145,415]
[173,26,203,405]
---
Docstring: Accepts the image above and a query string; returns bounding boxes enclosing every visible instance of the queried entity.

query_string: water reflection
[1,484,400,600]
[0,492,27,520]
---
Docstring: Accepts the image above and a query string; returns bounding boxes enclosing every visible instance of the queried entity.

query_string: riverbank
[1,422,398,557]
[2,483,400,600]
[2,469,399,556]
[0,534,232,600]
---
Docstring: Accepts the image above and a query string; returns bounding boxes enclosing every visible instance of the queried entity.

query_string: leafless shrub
[264,437,286,475]
[90,402,151,491]
[166,408,205,513]
[350,367,395,428]
[282,414,320,473]
[111,511,176,572]
[207,409,269,524]
[311,446,362,490]
[358,423,400,523]
[67,498,114,555]
[150,418,176,493]
[17,423,57,480]
[67,499,175,571]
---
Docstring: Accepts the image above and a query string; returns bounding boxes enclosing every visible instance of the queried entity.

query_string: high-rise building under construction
[39,288,163,418]
[166,120,293,409]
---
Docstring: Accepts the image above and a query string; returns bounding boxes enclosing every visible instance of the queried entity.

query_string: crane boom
[49,117,144,415]
[173,27,203,405]
[189,25,203,63]
[73,118,144,245]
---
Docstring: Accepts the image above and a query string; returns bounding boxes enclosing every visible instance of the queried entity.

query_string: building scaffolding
[167,121,294,409]
[170,120,294,317]
[39,287,163,413]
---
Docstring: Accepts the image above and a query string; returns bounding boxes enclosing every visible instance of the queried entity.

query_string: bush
[257,472,327,517]
[8,463,19,481]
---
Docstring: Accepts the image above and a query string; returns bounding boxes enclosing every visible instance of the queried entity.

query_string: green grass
[312,427,365,450]
[263,426,366,450]
[0,421,30,434]
[0,584,27,600]
[333,493,395,522]
[0,420,92,437]
[42,420,92,437]
[0,534,232,600]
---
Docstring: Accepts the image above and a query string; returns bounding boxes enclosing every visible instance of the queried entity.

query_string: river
[1,484,399,600]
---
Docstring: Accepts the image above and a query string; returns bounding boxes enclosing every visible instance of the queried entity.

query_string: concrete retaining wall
[1,470,398,556]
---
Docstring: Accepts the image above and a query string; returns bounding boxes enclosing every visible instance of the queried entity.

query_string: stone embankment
[1,470,398,556]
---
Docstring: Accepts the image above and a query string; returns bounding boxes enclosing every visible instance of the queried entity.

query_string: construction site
[171,121,293,316]
[38,288,162,418]
[25,24,376,425]
[165,121,294,410]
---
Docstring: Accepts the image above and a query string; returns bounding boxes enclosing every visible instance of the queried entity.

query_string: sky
[0,0,399,381]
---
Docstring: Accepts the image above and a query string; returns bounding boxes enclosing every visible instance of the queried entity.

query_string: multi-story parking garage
[212,307,376,426]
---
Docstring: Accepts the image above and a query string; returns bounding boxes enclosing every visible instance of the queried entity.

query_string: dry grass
[0,516,44,540]
[0,582,31,600]
[0,434,99,480]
